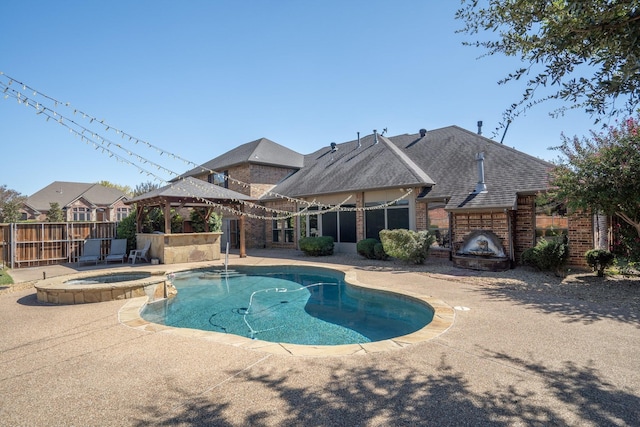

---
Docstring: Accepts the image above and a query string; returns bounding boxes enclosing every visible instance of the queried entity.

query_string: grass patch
[0,267,14,286]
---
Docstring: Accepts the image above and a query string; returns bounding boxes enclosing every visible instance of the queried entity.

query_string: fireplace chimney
[474,152,488,193]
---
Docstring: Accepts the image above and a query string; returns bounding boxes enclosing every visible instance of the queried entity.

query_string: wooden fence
[0,222,117,269]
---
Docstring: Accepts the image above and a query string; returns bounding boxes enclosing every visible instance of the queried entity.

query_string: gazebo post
[164,202,171,233]
[239,208,246,258]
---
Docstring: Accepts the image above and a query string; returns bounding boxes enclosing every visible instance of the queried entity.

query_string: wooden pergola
[124,177,255,257]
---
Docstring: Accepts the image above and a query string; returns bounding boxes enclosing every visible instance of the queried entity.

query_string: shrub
[379,229,435,264]
[299,236,334,256]
[116,212,138,253]
[356,238,387,260]
[585,249,615,277]
[521,237,569,274]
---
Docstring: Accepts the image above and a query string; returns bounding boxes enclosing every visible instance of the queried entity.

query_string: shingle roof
[266,126,552,211]
[266,133,435,198]
[25,181,128,212]
[390,126,552,210]
[126,177,254,204]
[177,137,305,179]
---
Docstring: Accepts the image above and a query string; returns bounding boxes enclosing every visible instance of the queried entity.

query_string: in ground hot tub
[36,271,176,305]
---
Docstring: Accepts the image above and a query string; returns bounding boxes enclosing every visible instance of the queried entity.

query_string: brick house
[21,181,130,222]
[178,126,593,267]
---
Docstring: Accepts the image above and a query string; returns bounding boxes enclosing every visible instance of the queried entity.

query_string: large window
[72,207,90,221]
[300,205,357,243]
[365,201,409,239]
[272,215,295,243]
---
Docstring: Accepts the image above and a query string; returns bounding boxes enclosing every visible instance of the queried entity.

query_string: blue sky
[1,0,602,196]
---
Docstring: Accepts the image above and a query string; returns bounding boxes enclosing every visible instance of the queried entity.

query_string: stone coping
[118,264,455,357]
[35,270,171,305]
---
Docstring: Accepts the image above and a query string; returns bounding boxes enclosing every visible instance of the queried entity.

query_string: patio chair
[128,240,151,264]
[77,239,102,266]
[104,239,127,264]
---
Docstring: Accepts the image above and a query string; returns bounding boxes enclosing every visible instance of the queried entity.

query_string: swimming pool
[141,266,435,346]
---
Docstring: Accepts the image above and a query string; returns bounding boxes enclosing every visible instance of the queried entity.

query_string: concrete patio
[1,250,639,426]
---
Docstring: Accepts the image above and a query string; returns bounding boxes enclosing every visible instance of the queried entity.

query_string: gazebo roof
[125,177,254,207]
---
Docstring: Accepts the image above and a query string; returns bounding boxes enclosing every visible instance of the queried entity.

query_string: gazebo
[124,177,255,263]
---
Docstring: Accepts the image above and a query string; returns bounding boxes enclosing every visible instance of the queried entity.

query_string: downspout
[448,210,454,261]
[507,208,515,268]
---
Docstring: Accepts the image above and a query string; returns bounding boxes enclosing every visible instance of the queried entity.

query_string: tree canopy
[548,116,640,239]
[456,1,640,124]
[0,185,25,223]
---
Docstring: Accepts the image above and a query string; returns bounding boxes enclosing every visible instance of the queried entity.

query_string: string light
[0,72,417,221]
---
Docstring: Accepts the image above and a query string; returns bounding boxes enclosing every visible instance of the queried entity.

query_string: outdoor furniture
[104,239,127,264]
[128,240,151,264]
[77,239,102,266]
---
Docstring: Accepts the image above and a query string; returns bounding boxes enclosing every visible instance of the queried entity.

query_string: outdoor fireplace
[452,230,511,271]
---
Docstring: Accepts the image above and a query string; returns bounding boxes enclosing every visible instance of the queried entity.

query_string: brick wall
[514,195,536,263]
[567,210,593,267]
[451,211,510,256]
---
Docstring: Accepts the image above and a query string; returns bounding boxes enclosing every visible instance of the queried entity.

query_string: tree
[46,202,65,222]
[456,1,640,124]
[548,116,640,241]
[96,180,133,197]
[0,185,26,223]
[133,181,161,197]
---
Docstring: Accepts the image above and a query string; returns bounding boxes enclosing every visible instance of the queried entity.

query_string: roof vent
[474,152,488,194]
[373,129,379,144]
[357,132,361,148]
[419,128,427,138]
[330,142,338,152]
[477,120,483,135]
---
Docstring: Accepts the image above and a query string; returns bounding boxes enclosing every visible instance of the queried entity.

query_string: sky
[1,0,606,197]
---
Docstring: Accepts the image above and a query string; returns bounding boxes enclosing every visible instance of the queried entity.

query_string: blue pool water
[141,266,434,345]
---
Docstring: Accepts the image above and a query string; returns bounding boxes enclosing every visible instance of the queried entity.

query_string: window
[272,215,295,243]
[535,201,568,240]
[72,207,90,221]
[300,205,357,243]
[116,207,130,221]
[209,170,229,188]
[365,201,409,239]
[428,203,450,248]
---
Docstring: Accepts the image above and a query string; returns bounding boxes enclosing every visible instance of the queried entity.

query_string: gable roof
[25,181,128,212]
[177,137,305,180]
[266,133,435,198]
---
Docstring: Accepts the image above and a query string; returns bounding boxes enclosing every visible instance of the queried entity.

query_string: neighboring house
[21,181,130,222]
[177,126,593,267]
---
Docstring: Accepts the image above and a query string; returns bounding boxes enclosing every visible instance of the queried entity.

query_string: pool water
[141,266,434,345]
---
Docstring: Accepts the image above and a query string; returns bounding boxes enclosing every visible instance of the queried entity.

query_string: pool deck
[2,250,639,426]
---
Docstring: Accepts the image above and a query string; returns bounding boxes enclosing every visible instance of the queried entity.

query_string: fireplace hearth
[452,230,511,271]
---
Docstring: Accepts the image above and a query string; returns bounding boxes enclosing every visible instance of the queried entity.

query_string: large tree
[0,185,26,223]
[548,116,640,240]
[456,1,640,123]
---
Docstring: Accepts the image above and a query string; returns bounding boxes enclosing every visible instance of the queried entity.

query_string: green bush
[379,229,435,264]
[299,236,334,256]
[116,212,138,253]
[189,209,222,232]
[356,238,387,260]
[585,249,615,277]
[374,242,388,260]
[521,237,569,274]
